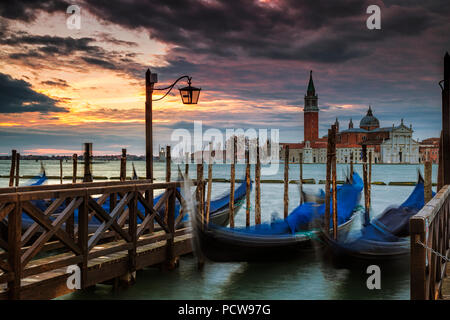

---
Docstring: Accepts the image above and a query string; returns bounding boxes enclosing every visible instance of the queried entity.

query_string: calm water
[0,160,437,299]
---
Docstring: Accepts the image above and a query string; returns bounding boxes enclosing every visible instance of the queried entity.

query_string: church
[280,71,420,164]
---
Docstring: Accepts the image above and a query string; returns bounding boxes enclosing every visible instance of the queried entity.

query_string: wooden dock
[0,179,194,300]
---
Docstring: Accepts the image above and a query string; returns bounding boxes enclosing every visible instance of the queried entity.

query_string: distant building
[280,71,420,164]
[419,137,440,163]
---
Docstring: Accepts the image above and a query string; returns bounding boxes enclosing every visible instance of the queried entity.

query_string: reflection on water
[1,160,419,300]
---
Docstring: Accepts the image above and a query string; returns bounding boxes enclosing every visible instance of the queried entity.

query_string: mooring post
[163,146,171,224]
[441,52,450,186]
[255,138,261,225]
[7,197,22,300]
[78,191,89,289]
[229,136,237,228]
[72,154,78,183]
[120,148,127,182]
[59,158,63,184]
[299,152,303,205]
[324,128,332,234]
[284,145,289,218]
[424,161,432,203]
[83,142,93,182]
[185,152,189,176]
[331,125,338,240]
[14,153,20,187]
[368,150,372,210]
[9,149,16,187]
[164,186,177,270]
[245,138,251,227]
[123,191,137,285]
[196,161,204,224]
[206,142,213,225]
[350,152,354,177]
[438,131,443,191]
[362,144,370,226]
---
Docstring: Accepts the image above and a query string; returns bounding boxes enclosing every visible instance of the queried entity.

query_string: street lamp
[145,68,201,184]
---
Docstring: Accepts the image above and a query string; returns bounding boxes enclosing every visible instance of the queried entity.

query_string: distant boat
[193,172,363,262]
[322,172,434,261]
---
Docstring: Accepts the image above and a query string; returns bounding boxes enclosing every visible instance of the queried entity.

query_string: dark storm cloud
[0,0,69,22]
[0,73,68,113]
[41,78,70,88]
[84,0,437,63]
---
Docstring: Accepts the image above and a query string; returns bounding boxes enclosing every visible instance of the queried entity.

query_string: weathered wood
[9,150,16,187]
[331,125,338,240]
[324,128,332,233]
[442,52,450,186]
[368,150,372,211]
[350,152,353,177]
[284,145,289,218]
[127,191,137,283]
[7,200,21,299]
[60,159,63,184]
[165,186,176,269]
[362,144,369,226]
[164,146,171,224]
[425,161,432,203]
[206,142,213,225]
[120,148,127,182]
[83,142,93,183]
[245,138,251,227]
[229,136,236,228]
[15,153,20,187]
[438,131,443,191]
[299,152,303,205]
[255,138,261,225]
[72,154,78,183]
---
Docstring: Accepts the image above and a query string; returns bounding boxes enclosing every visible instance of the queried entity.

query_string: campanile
[304,71,319,142]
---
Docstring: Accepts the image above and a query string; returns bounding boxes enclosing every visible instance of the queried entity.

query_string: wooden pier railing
[0,179,194,300]
[410,185,450,300]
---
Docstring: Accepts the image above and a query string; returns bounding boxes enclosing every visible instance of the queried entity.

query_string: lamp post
[145,68,201,183]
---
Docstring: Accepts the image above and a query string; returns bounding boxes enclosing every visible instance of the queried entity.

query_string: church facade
[280,71,420,164]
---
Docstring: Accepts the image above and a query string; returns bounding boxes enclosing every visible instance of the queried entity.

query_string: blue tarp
[210,172,363,236]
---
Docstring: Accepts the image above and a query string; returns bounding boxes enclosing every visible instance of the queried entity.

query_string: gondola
[193,172,364,262]
[321,172,434,260]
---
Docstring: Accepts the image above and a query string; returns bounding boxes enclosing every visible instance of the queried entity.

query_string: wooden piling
[59,158,63,184]
[229,136,237,228]
[164,146,171,224]
[441,52,450,186]
[83,142,93,183]
[185,152,189,176]
[362,144,370,226]
[284,145,289,218]
[9,149,16,187]
[424,161,432,203]
[15,153,20,187]
[255,138,261,225]
[120,148,127,182]
[206,142,213,224]
[72,154,78,183]
[299,153,303,205]
[331,125,338,240]
[324,129,332,233]
[197,162,204,224]
[245,138,251,227]
[368,150,372,210]
[438,131,443,191]
[7,199,22,299]
[350,152,353,177]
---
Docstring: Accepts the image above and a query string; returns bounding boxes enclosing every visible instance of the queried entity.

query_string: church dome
[360,106,379,129]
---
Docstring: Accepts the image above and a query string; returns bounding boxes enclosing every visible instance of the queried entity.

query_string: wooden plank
[87,194,132,250]
[0,203,14,222]
[21,198,82,267]
[7,199,21,299]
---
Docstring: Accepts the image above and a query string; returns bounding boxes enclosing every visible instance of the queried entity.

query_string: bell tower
[304,70,319,142]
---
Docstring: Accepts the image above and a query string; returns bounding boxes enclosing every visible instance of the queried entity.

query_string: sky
[0,0,449,156]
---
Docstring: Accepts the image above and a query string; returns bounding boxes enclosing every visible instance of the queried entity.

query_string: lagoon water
[0,160,438,299]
